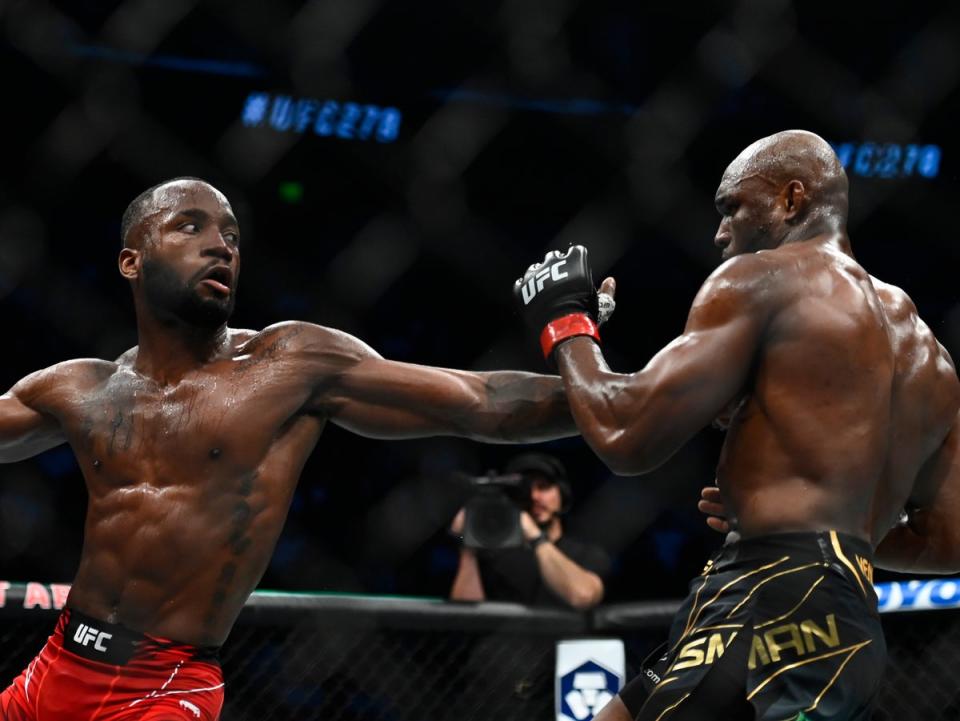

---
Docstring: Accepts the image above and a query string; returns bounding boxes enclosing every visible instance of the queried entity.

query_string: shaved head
[712,131,851,259]
[121,177,228,248]
[721,130,849,218]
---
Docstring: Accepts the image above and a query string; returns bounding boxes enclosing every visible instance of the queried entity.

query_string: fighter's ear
[782,180,806,222]
[119,247,140,280]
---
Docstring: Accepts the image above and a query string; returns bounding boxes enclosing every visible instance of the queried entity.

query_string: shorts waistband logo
[73,622,113,653]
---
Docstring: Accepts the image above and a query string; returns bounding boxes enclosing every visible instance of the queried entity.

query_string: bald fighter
[0,178,582,720]
[700,276,960,576]
[515,132,960,720]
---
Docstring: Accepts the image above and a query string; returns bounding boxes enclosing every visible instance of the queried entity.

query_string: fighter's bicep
[0,388,66,460]
[322,357,482,438]
[644,286,765,421]
[594,306,763,474]
[0,391,49,431]
[330,399,454,439]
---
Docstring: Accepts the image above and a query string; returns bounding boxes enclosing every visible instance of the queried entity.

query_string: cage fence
[0,583,957,720]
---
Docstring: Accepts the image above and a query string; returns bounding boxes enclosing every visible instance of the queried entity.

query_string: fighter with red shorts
[2,609,223,719]
[0,177,582,719]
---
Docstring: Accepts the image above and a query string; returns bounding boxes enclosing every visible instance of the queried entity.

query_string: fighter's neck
[779,216,850,254]
[133,315,232,383]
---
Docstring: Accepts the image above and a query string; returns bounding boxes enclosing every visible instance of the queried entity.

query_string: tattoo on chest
[74,379,140,456]
[107,408,135,455]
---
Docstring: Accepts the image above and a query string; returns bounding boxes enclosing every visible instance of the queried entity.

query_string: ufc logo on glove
[520,260,569,304]
[513,246,613,361]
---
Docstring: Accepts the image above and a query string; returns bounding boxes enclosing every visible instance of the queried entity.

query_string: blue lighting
[70,44,267,78]
[832,142,941,179]
[876,578,960,613]
[241,93,401,143]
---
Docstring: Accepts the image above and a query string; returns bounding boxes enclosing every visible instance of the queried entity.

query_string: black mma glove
[513,245,601,360]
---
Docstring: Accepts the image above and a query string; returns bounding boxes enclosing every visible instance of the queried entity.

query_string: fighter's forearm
[320,355,577,443]
[534,542,604,609]
[472,371,578,443]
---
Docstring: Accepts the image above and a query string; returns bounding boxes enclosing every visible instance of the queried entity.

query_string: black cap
[504,453,573,513]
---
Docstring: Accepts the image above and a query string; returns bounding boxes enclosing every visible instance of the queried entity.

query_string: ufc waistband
[62,608,220,666]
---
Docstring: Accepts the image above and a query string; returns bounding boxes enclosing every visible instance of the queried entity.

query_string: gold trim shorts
[634,531,885,721]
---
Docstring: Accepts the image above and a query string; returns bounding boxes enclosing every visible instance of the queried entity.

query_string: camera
[462,471,527,550]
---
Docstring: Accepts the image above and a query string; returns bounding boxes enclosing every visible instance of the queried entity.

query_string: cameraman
[449,454,609,610]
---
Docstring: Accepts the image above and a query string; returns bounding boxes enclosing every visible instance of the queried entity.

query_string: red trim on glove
[540,313,600,359]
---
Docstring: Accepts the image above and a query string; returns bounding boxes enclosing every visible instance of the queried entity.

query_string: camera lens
[463,490,523,549]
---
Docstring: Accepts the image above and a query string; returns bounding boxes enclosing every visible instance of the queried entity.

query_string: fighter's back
[717,236,957,540]
[868,278,960,542]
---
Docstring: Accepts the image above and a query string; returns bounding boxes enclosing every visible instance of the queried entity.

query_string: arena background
[1,0,959,611]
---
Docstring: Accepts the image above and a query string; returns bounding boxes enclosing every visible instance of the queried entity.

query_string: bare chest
[61,367,310,478]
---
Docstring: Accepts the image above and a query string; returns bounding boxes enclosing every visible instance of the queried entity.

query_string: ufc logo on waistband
[73,623,113,652]
[521,260,568,305]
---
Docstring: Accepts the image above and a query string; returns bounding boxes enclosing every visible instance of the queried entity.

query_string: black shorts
[626,531,886,721]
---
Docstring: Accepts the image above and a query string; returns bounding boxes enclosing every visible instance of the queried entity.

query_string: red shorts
[0,608,224,720]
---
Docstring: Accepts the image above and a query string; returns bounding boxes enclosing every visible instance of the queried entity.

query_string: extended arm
[555,258,770,475]
[299,324,577,443]
[0,368,68,462]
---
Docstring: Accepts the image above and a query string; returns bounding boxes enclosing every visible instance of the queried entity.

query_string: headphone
[504,453,573,514]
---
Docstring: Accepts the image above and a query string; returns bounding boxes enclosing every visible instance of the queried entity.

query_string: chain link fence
[0,586,958,720]
[871,610,960,720]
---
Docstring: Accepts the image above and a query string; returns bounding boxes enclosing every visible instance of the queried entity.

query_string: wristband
[540,313,600,359]
[530,531,551,550]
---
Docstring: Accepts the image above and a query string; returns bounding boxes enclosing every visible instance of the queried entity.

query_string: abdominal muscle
[65,476,289,646]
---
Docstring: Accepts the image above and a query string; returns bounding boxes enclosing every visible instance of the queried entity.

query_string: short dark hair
[120,176,209,248]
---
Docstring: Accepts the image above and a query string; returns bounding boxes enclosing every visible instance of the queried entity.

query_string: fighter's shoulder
[236,321,380,365]
[869,276,935,342]
[692,252,785,315]
[703,251,787,290]
[9,358,119,403]
[113,345,138,366]
[877,280,956,373]
[869,276,917,319]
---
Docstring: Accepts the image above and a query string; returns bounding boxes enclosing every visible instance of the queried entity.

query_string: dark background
[1,0,958,602]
